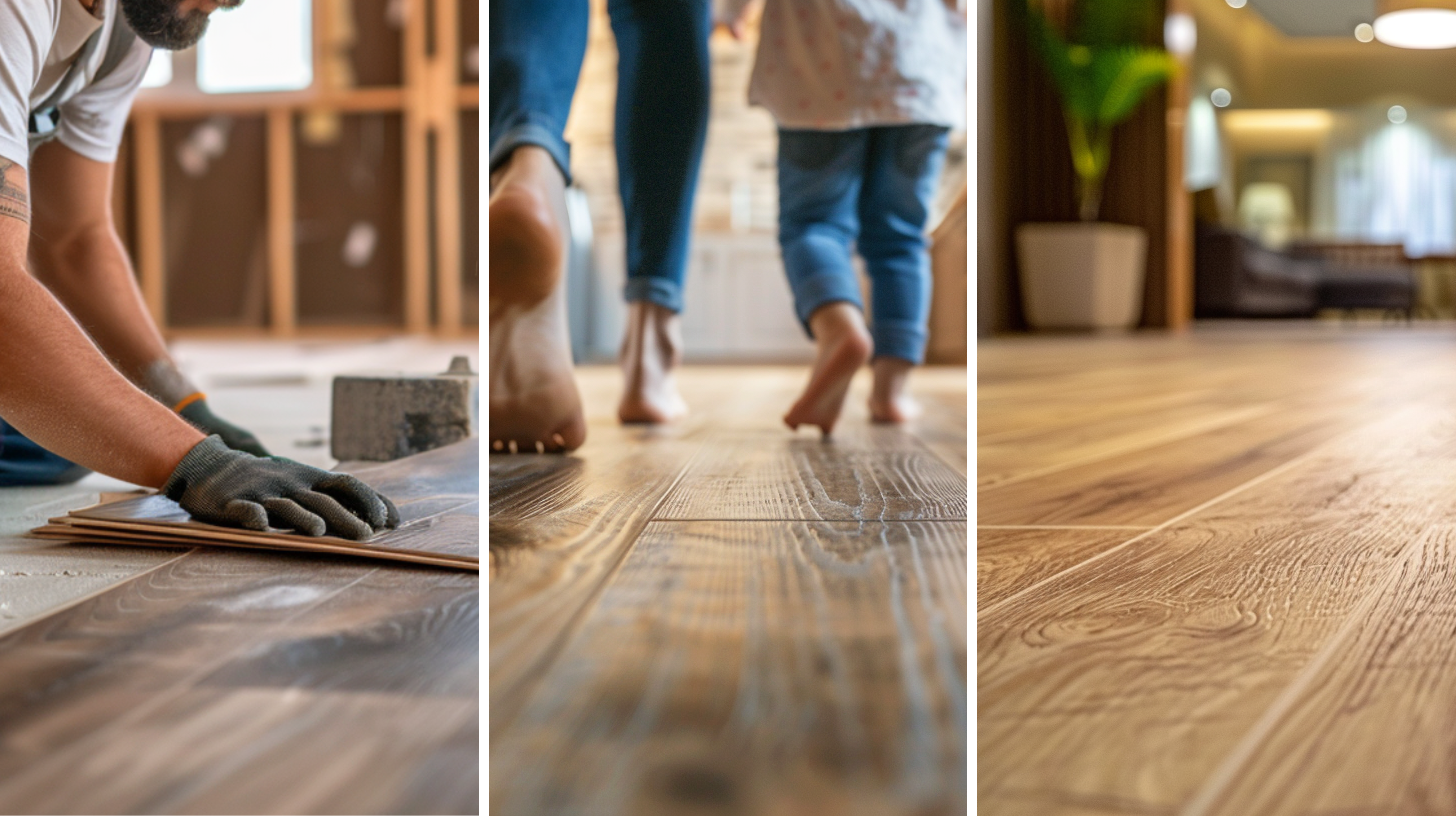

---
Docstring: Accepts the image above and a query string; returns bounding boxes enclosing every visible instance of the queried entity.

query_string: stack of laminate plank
[32,440,479,571]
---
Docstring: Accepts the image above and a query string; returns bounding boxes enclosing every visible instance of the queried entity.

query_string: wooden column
[1165,0,1194,331]
[266,108,297,336]
[131,112,166,327]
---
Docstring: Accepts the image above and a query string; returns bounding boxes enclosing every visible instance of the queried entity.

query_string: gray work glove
[162,436,399,540]
[177,397,270,457]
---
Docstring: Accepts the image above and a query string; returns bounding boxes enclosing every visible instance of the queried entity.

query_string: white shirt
[726,0,966,131]
[0,0,151,170]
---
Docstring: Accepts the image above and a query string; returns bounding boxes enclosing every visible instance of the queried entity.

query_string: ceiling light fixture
[1374,0,1456,48]
[1355,22,1375,41]
[1211,88,1231,107]
[1225,0,1246,8]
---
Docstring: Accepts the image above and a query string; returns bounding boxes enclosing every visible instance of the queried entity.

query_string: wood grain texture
[491,365,968,816]
[977,527,1136,608]
[978,406,1355,526]
[978,328,1456,816]
[657,428,966,521]
[493,521,967,816]
[489,430,705,737]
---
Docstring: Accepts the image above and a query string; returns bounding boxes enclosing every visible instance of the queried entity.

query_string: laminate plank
[51,440,479,565]
[977,527,1136,608]
[1187,525,1456,815]
[493,520,967,816]
[656,427,967,521]
[907,385,968,478]
[978,405,1456,813]
[0,562,477,814]
[488,429,705,738]
[976,406,1358,526]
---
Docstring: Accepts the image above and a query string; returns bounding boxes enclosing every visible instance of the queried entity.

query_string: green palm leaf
[1092,47,1180,125]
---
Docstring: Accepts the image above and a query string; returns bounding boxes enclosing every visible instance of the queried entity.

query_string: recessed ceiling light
[1211,88,1232,107]
[1226,0,1247,7]
[1389,105,1408,123]
[1374,2,1456,48]
[1355,22,1376,41]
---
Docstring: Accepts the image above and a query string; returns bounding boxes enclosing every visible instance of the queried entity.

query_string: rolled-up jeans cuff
[870,318,927,365]
[489,120,572,185]
[791,274,863,339]
[624,276,684,314]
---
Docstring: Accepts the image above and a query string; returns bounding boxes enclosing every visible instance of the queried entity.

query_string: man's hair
[120,0,242,51]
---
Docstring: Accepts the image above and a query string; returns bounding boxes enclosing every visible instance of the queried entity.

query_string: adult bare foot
[783,303,873,438]
[618,301,688,424]
[489,146,586,453]
[868,356,922,423]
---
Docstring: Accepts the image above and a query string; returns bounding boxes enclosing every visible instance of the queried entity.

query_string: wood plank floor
[978,324,1456,815]
[490,364,968,816]
[0,441,479,814]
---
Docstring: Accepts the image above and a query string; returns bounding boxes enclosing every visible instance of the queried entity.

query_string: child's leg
[777,128,873,437]
[856,125,951,422]
[609,0,713,423]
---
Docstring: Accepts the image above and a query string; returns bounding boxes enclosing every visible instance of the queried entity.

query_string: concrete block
[330,357,479,462]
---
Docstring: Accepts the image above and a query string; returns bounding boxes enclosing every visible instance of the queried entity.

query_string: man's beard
[119,0,240,50]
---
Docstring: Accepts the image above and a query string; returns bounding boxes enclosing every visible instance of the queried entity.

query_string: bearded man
[0,0,399,539]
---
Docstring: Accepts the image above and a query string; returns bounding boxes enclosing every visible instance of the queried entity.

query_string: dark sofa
[1194,224,1415,319]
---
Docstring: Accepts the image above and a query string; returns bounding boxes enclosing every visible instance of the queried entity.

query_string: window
[196,0,313,94]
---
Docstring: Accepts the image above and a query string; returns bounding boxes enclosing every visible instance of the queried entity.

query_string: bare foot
[868,356,922,423]
[783,303,873,438]
[618,301,688,424]
[488,146,586,453]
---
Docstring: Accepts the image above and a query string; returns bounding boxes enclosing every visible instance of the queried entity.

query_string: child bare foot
[488,146,586,454]
[868,356,922,423]
[784,303,873,437]
[618,301,688,424]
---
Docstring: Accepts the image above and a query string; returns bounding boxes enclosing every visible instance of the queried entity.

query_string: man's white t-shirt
[0,0,151,170]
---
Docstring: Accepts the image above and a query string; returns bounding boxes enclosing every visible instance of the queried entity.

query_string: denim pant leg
[488,0,589,182]
[0,419,90,487]
[856,125,951,365]
[777,128,869,336]
[609,0,712,314]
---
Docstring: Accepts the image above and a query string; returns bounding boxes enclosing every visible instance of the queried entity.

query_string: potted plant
[1015,0,1180,330]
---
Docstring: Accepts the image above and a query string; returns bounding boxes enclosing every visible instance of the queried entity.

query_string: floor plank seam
[1176,536,1416,816]
[977,437,1354,621]
[0,547,197,638]
[647,518,969,523]
[977,404,1275,491]
[976,525,1153,530]
[495,438,709,726]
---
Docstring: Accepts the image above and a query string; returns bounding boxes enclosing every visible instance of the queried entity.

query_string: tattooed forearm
[0,158,29,224]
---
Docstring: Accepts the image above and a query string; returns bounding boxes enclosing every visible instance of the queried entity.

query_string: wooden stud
[131,112,166,328]
[266,108,297,337]
[401,0,431,334]
[433,0,463,336]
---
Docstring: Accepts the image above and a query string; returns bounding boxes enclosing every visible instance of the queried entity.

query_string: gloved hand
[162,436,399,540]
[177,397,270,456]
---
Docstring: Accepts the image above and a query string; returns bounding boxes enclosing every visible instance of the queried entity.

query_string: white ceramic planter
[1016,222,1148,330]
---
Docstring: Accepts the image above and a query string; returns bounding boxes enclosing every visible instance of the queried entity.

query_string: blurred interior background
[112,0,480,338]
[561,0,968,365]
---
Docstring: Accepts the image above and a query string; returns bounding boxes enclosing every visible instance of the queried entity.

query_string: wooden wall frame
[126,0,479,338]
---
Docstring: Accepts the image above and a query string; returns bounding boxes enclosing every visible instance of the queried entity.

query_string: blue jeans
[488,0,711,314]
[0,419,90,487]
[777,125,951,365]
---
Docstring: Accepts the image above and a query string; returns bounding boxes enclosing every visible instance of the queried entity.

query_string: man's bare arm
[27,143,173,385]
[0,157,27,224]
[0,156,203,487]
